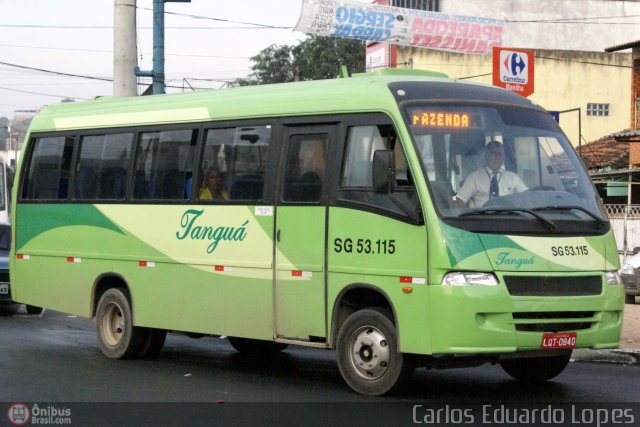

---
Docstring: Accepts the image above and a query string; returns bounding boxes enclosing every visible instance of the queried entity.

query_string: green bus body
[10,69,624,395]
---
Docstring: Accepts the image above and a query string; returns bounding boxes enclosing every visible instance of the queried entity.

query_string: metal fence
[605,204,640,261]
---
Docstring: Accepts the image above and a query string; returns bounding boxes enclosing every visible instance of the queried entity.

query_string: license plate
[542,332,577,349]
[0,283,8,295]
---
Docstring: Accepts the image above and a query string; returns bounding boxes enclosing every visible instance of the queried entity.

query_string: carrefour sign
[492,47,534,97]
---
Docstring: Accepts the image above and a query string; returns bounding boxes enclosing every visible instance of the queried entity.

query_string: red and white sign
[492,47,534,97]
[296,0,505,55]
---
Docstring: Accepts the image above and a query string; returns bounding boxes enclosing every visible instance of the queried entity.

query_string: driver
[456,140,527,208]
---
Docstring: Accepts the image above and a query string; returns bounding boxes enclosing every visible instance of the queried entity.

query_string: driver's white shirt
[457,167,528,207]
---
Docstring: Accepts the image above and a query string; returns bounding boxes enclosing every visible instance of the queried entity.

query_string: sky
[0,0,311,119]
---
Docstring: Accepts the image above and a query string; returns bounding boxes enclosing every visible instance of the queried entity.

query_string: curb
[572,348,640,365]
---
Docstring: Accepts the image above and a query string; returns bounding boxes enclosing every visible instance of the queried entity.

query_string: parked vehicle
[0,223,42,315]
[620,251,640,304]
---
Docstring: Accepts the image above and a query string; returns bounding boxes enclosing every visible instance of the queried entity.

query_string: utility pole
[113,0,138,97]
[135,0,191,95]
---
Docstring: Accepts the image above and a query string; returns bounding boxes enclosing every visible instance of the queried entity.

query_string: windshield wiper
[532,206,607,228]
[459,208,556,231]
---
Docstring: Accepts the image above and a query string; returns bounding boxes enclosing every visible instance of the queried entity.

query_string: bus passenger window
[132,129,197,200]
[22,136,74,200]
[283,134,327,203]
[74,133,132,200]
[201,126,271,202]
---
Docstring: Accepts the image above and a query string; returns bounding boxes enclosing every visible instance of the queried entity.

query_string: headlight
[619,263,635,276]
[606,271,622,285]
[442,272,498,286]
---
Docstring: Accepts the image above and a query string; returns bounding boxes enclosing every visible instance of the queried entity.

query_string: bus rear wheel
[500,352,571,382]
[96,288,148,359]
[336,308,414,396]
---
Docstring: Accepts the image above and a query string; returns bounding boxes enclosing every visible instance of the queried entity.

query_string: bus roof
[28,69,536,132]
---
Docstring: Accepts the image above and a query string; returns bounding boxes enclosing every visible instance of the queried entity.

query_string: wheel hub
[101,303,124,347]
[349,326,391,380]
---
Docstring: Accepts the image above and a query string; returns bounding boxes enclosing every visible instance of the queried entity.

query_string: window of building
[587,103,609,117]
[391,0,439,11]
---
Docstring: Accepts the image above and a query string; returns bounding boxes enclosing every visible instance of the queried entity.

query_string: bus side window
[74,133,132,200]
[133,129,197,200]
[22,136,74,200]
[283,134,327,203]
[338,125,419,220]
[200,126,271,202]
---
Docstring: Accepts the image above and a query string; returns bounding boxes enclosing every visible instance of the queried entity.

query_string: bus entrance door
[274,126,333,341]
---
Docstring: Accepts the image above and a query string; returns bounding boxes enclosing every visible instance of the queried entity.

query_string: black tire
[96,288,148,359]
[625,294,636,304]
[26,305,43,315]
[227,337,288,355]
[0,303,19,315]
[139,328,167,359]
[336,308,414,396]
[500,352,571,382]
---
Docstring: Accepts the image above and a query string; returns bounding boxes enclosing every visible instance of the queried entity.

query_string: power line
[0,24,290,30]
[135,6,293,30]
[0,61,112,82]
[0,85,87,100]
[0,43,249,59]
[0,60,231,90]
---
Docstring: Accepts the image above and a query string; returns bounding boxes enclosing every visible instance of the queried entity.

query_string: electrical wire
[135,6,293,30]
[0,85,88,100]
[0,43,249,59]
[0,24,291,30]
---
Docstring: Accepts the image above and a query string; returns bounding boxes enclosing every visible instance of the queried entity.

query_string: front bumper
[428,275,624,354]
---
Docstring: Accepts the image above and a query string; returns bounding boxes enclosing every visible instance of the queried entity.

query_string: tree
[234,36,365,86]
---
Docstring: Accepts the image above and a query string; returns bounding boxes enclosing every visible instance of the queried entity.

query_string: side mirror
[633,247,640,255]
[372,150,395,194]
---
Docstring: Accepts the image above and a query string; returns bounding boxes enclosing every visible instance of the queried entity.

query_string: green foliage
[234,36,365,86]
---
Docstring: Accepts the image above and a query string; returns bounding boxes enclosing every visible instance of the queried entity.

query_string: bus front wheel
[336,308,414,396]
[96,288,148,359]
[500,352,571,382]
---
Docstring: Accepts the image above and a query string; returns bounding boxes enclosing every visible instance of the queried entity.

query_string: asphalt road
[1,308,639,426]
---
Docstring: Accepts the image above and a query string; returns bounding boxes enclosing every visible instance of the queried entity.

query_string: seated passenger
[456,140,527,208]
[198,168,229,200]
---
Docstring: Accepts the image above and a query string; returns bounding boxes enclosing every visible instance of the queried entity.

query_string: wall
[442,0,640,51]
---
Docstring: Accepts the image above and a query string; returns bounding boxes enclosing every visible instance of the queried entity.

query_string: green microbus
[11,69,623,395]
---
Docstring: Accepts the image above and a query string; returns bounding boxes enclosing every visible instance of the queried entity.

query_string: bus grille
[512,311,595,332]
[0,271,9,283]
[503,276,601,296]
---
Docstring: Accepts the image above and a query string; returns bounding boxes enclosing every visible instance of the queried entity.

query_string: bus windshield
[405,103,606,231]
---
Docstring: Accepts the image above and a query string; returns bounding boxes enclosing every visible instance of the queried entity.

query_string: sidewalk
[572,301,640,365]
